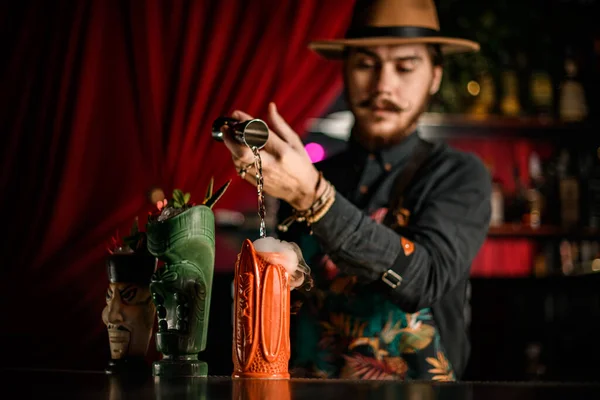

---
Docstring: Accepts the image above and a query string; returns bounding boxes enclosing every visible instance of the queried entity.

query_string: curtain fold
[1,0,354,368]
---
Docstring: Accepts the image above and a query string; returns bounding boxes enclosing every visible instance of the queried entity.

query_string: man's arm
[310,153,491,312]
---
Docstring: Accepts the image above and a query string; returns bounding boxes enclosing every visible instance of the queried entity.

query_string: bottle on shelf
[537,242,559,277]
[487,160,505,227]
[508,166,529,225]
[527,41,555,120]
[533,248,548,277]
[591,242,600,274]
[559,239,575,275]
[498,51,522,117]
[559,47,588,122]
[560,239,600,276]
[500,70,522,117]
[541,154,561,226]
[490,182,505,227]
[584,146,600,230]
[526,152,544,229]
[530,70,553,120]
[581,240,593,267]
[556,149,580,229]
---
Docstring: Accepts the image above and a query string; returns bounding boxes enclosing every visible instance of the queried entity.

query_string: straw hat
[309,0,479,59]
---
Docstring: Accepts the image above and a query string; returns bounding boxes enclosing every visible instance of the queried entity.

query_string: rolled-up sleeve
[311,154,492,312]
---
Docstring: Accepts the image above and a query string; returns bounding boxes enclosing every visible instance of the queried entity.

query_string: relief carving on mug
[232,239,296,378]
[240,273,254,356]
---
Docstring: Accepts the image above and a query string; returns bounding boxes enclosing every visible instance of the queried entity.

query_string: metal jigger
[212,117,269,150]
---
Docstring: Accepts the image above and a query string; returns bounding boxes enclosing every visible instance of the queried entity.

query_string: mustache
[355,97,408,112]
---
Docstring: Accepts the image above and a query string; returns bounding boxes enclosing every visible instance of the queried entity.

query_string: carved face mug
[102,254,157,361]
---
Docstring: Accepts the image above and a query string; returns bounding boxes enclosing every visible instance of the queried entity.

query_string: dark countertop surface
[2,369,599,399]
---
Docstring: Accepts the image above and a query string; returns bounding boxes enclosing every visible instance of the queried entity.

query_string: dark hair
[427,44,443,66]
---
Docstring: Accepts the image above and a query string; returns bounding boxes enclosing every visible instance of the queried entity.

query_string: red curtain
[1,0,354,369]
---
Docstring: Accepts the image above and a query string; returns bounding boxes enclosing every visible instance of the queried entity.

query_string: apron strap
[382,137,434,228]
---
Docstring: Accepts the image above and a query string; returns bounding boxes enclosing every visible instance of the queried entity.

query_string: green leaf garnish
[204,179,231,209]
[204,177,214,203]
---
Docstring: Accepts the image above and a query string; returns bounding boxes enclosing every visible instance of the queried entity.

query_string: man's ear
[429,65,443,95]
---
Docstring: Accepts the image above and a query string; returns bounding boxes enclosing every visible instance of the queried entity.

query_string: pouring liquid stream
[252,146,267,238]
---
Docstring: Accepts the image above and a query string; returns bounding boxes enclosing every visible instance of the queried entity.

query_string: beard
[347,91,432,151]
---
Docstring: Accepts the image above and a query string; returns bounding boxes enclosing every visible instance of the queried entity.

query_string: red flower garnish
[156,198,168,211]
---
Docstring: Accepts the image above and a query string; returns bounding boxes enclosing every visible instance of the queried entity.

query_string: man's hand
[222,102,323,210]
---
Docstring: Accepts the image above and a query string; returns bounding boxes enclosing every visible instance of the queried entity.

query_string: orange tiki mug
[232,239,299,379]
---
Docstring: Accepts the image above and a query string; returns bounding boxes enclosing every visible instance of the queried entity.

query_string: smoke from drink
[253,237,312,290]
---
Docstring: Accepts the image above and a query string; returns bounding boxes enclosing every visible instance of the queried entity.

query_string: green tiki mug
[146,205,215,377]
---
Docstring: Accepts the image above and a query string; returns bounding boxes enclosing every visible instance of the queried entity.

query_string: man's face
[344,44,442,147]
[101,282,155,359]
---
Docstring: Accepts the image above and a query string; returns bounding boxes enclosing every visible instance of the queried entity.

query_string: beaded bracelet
[306,188,336,225]
[277,179,336,233]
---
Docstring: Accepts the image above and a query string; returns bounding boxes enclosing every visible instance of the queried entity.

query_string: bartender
[222,0,491,381]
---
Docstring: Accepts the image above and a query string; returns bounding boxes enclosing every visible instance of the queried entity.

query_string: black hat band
[345,25,441,40]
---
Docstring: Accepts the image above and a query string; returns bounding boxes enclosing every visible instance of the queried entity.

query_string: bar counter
[3,368,599,399]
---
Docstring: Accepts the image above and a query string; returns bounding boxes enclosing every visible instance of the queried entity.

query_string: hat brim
[309,36,480,59]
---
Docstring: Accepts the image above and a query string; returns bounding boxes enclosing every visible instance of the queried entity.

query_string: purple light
[305,142,325,163]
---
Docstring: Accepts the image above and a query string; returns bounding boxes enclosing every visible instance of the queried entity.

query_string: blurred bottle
[592,258,600,274]
[571,241,581,274]
[530,70,554,120]
[529,47,554,120]
[559,47,588,122]
[499,51,521,117]
[585,146,600,230]
[535,243,558,277]
[541,154,561,226]
[533,251,547,277]
[490,182,504,227]
[509,166,529,225]
[580,240,593,267]
[488,161,505,227]
[500,70,522,117]
[591,241,599,261]
[556,149,580,229]
[591,37,600,123]
[560,239,574,275]
[526,152,544,229]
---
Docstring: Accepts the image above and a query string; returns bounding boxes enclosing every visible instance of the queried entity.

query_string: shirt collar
[347,128,421,170]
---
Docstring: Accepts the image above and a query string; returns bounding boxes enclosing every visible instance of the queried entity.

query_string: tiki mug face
[150,259,210,354]
[102,254,157,362]
[146,205,216,377]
